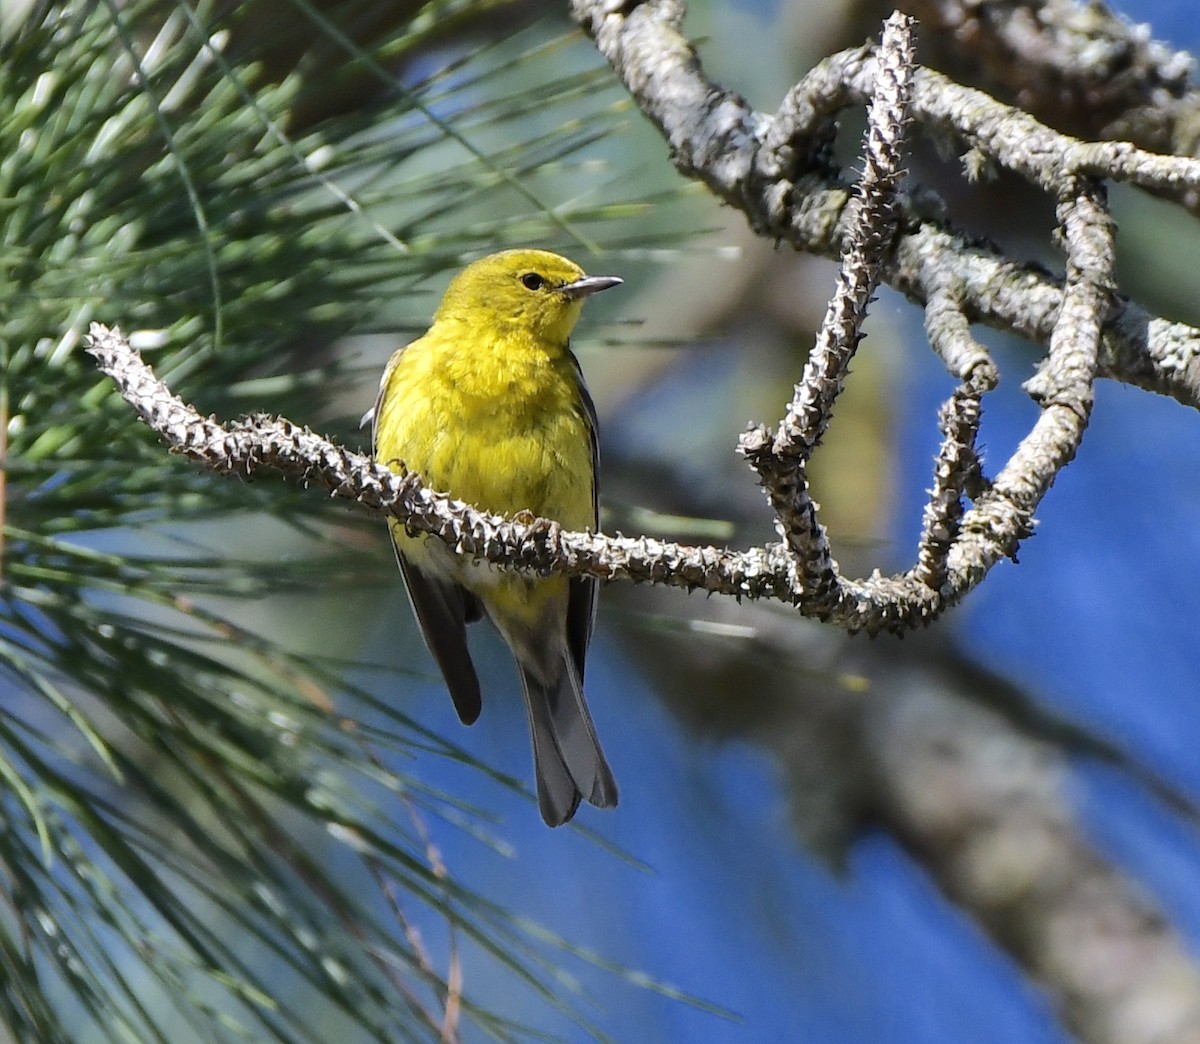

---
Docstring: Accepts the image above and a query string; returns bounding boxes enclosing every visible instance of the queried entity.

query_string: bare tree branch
[86,8,1160,638]
[87,4,1200,644]
[569,0,1200,413]
[897,0,1200,188]
[72,19,951,637]
[85,322,794,601]
[739,11,916,616]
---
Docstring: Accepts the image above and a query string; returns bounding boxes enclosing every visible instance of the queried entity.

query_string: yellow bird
[366,249,621,826]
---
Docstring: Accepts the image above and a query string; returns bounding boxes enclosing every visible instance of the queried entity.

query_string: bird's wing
[360,340,411,430]
[566,349,600,682]
[371,338,483,725]
[391,539,483,725]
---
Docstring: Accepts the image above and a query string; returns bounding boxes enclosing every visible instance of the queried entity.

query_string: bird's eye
[521,272,546,291]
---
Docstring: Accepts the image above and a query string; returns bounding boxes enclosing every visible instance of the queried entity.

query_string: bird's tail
[518,650,617,827]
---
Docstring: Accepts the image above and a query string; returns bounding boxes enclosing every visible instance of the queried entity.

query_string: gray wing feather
[566,350,600,680]
[393,541,483,725]
[374,342,482,725]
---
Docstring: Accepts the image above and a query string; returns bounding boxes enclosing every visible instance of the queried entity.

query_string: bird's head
[434,249,622,346]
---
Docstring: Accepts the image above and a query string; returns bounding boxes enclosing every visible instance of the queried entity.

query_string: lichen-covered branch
[913,387,983,592]
[88,5,1198,643]
[739,11,915,615]
[569,0,1200,413]
[87,322,799,600]
[899,0,1200,200]
[84,9,1134,638]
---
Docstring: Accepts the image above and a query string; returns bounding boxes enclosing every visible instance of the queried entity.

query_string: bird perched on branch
[366,249,621,826]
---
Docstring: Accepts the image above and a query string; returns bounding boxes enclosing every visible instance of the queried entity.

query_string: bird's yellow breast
[373,318,595,530]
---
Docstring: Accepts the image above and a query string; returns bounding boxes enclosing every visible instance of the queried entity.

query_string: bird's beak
[561,275,623,299]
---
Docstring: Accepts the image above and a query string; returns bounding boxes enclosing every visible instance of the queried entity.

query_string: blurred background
[6,0,1200,1041]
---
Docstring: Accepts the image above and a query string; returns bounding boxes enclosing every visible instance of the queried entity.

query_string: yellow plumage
[368,249,621,825]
